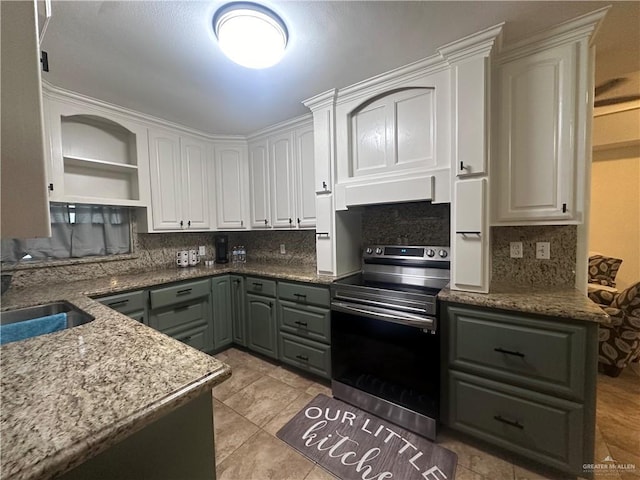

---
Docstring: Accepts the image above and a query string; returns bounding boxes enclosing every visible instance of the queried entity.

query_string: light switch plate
[280,243,286,255]
[198,245,206,256]
[510,242,523,258]
[536,242,550,259]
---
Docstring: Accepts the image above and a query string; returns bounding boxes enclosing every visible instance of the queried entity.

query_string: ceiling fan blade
[595,78,627,97]
[594,95,640,107]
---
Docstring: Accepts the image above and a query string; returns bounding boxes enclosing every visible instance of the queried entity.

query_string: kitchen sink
[0,302,95,345]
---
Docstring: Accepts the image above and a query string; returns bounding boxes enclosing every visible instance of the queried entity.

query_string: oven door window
[331,309,439,419]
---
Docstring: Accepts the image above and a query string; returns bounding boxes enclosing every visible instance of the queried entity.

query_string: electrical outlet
[510,242,523,258]
[198,245,206,256]
[280,243,286,255]
[536,242,550,259]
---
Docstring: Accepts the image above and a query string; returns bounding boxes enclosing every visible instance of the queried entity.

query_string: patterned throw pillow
[588,255,623,287]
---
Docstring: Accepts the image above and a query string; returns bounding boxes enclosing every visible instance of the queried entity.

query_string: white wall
[590,145,640,291]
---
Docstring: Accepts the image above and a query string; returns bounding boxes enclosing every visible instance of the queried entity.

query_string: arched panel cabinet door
[349,87,436,178]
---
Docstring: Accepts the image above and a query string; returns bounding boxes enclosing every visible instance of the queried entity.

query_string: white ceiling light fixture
[213,2,288,69]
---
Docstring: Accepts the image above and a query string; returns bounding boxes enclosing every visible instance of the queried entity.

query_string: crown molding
[245,112,312,141]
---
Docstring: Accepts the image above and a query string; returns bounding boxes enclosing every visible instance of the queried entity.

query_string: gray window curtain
[1,204,130,263]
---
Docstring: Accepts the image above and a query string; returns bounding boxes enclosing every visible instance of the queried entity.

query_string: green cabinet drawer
[245,277,277,297]
[150,302,208,334]
[447,305,586,400]
[173,323,212,352]
[278,300,330,343]
[279,332,331,379]
[98,290,147,315]
[150,279,210,310]
[278,282,330,307]
[449,371,584,474]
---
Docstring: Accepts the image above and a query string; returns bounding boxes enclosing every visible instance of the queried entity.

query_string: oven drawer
[150,279,210,310]
[278,300,330,343]
[279,332,331,379]
[245,277,277,297]
[278,282,330,307]
[449,371,584,474]
[447,305,586,400]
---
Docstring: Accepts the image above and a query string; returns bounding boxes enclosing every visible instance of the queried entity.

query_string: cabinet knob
[297,218,300,225]
[264,219,268,226]
[562,203,567,213]
[48,183,54,192]
[322,181,327,190]
[289,218,292,225]
[180,220,184,228]
[460,161,469,171]
[187,220,191,228]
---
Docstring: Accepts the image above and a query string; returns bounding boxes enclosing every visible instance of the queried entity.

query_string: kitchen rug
[276,394,457,480]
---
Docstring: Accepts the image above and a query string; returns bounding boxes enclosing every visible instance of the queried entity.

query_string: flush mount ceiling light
[213,2,288,69]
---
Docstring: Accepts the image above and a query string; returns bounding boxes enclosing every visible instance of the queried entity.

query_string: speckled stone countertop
[0,262,330,480]
[0,262,331,311]
[438,282,609,324]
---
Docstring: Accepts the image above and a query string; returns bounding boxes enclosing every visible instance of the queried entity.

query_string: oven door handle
[331,301,436,331]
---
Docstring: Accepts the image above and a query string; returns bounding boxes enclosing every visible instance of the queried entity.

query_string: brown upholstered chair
[589,282,640,377]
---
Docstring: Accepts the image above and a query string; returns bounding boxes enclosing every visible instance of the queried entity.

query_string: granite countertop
[438,282,609,324]
[0,262,331,480]
[1,262,332,311]
[0,285,236,480]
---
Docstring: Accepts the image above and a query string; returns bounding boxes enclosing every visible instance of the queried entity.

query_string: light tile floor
[212,348,640,480]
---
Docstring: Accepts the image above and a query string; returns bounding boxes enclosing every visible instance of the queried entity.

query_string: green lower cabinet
[246,292,278,359]
[449,370,584,473]
[149,279,214,354]
[211,276,233,350]
[97,289,148,325]
[230,275,246,347]
[279,332,331,379]
[441,302,598,477]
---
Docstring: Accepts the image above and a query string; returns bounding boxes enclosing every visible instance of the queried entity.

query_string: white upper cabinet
[44,94,151,209]
[494,43,577,223]
[149,129,182,230]
[454,57,489,177]
[1,0,51,238]
[248,139,271,228]
[148,128,212,231]
[352,88,436,176]
[269,131,296,228]
[181,135,211,230]
[214,142,248,230]
[295,124,316,227]
[247,117,316,230]
[335,68,451,209]
[491,8,607,225]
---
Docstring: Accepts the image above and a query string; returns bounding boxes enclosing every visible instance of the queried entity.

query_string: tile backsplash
[228,230,316,266]
[491,225,577,287]
[7,228,316,289]
[360,201,451,246]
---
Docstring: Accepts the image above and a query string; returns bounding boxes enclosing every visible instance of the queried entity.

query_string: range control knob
[375,247,383,255]
[438,249,448,258]
[426,249,435,257]
[365,247,373,254]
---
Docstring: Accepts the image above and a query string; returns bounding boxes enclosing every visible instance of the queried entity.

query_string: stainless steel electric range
[330,245,451,441]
